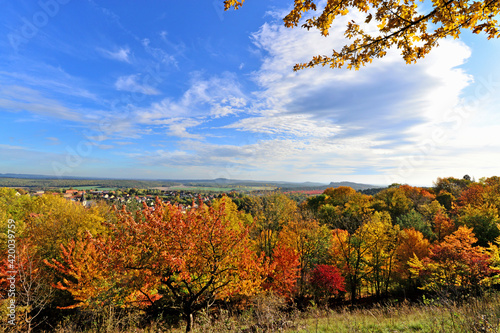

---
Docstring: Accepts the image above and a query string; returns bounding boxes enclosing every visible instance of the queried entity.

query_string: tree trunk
[185,311,194,333]
[350,277,357,304]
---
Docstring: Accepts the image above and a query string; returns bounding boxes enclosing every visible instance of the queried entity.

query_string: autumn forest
[3,176,500,332]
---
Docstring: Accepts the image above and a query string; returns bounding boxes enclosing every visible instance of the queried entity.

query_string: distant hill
[327,181,383,191]
[169,178,380,191]
[0,176,178,190]
[0,173,383,192]
[281,182,383,191]
[175,178,327,188]
[0,173,88,179]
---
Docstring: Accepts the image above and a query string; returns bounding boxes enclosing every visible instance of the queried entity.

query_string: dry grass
[3,293,500,332]
[292,294,500,333]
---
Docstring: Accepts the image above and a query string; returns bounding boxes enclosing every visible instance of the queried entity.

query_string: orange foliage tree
[394,228,430,285]
[432,210,455,242]
[399,185,435,208]
[44,235,119,309]
[2,239,54,332]
[410,227,494,296]
[47,197,262,332]
[261,243,300,298]
[458,184,486,207]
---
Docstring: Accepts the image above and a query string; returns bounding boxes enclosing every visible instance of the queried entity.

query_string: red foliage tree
[399,185,436,207]
[309,264,346,300]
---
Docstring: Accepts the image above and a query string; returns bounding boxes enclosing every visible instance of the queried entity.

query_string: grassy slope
[33,294,500,332]
[291,296,500,333]
[186,294,500,333]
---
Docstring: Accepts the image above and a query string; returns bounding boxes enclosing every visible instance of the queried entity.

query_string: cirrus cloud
[115,74,160,95]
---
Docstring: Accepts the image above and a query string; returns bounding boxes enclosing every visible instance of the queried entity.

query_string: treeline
[0,178,178,190]
[2,175,500,332]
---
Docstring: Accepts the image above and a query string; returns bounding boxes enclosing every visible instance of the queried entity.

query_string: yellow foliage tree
[395,228,430,283]
[359,212,400,298]
[25,194,109,260]
[249,193,300,257]
[409,226,493,295]
[225,0,500,70]
[279,218,331,295]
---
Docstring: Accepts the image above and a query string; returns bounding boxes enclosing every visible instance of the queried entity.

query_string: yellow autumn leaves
[224,0,500,70]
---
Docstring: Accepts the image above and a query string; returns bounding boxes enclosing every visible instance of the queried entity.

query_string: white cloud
[114,141,135,145]
[142,34,182,66]
[167,119,203,139]
[0,85,84,122]
[115,8,480,184]
[98,144,115,150]
[115,74,160,95]
[0,144,27,150]
[134,73,247,128]
[85,135,109,142]
[46,137,61,145]
[0,68,98,101]
[126,134,394,182]
[225,114,341,138]
[218,11,477,184]
[99,47,131,63]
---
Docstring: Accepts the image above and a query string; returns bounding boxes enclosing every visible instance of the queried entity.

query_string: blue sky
[1,0,500,186]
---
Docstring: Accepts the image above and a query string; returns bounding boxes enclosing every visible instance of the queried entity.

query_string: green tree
[313,187,373,231]
[374,186,413,221]
[396,209,435,241]
[436,191,455,211]
[435,177,471,199]
[249,193,300,257]
[0,188,32,251]
[457,204,500,247]
[0,187,32,215]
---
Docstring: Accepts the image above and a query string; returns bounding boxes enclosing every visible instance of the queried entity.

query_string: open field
[0,178,176,190]
[284,190,325,195]
[164,185,277,192]
[71,186,118,191]
[0,176,306,193]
